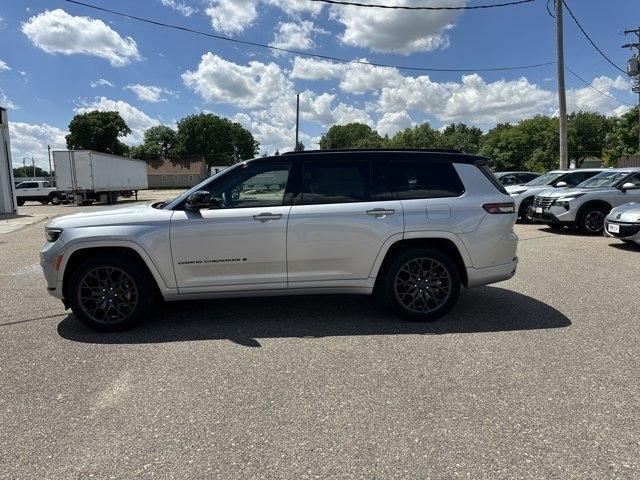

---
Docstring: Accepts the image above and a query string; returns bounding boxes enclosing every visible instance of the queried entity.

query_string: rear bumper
[466,257,518,288]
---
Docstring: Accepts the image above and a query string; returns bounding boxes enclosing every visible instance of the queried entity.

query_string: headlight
[510,190,527,196]
[555,193,586,203]
[45,227,63,242]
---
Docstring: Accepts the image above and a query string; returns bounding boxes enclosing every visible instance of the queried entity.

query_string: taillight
[483,202,515,214]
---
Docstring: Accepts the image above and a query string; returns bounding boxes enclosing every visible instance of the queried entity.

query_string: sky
[0,0,638,169]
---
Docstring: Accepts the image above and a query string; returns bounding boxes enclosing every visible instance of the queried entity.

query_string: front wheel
[519,197,535,223]
[67,253,154,332]
[578,206,608,235]
[384,249,461,322]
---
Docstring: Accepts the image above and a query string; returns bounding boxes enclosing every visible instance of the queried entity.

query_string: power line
[307,0,534,10]
[565,65,633,106]
[62,0,555,73]
[562,0,626,74]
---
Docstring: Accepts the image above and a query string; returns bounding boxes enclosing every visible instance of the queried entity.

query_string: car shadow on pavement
[57,286,571,347]
[608,241,640,252]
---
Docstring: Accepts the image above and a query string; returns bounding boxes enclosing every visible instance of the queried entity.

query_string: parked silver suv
[531,168,640,233]
[40,150,519,331]
[506,169,604,223]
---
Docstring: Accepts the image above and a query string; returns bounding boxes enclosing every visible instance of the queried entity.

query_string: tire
[16,198,25,206]
[519,197,535,223]
[383,248,461,322]
[67,253,154,332]
[39,199,50,205]
[578,206,608,235]
[49,193,61,205]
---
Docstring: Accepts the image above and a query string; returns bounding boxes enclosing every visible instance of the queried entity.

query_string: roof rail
[282,148,463,155]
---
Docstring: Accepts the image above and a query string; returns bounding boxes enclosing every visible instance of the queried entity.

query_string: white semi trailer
[53,150,148,205]
[0,107,17,214]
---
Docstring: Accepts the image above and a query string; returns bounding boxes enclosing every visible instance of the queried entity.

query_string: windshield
[525,171,564,186]
[162,163,244,209]
[577,171,629,188]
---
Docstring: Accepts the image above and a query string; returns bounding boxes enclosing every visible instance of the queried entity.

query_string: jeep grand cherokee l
[40,149,519,331]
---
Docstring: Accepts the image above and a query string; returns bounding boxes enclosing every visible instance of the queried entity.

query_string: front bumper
[39,240,66,300]
[604,219,640,243]
[530,202,578,225]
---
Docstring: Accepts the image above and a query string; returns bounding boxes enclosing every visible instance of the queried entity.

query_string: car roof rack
[282,148,463,155]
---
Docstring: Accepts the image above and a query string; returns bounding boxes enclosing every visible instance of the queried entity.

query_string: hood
[536,187,608,199]
[46,203,168,229]
[507,185,554,195]
[608,202,640,223]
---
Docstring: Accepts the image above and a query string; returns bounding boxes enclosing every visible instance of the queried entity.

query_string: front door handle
[367,208,395,217]
[253,212,283,222]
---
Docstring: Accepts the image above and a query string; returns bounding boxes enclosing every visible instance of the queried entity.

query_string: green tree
[388,122,440,149]
[480,116,558,172]
[603,106,640,166]
[13,166,50,178]
[65,110,131,155]
[567,111,612,167]
[174,113,258,166]
[130,125,178,160]
[438,123,483,153]
[319,123,383,149]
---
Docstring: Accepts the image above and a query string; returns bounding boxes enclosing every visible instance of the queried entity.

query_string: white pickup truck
[15,180,60,206]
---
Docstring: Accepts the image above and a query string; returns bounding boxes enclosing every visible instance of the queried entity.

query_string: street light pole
[295,93,300,151]
[556,0,569,169]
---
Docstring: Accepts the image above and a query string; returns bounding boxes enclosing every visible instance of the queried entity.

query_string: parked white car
[15,180,60,206]
[40,149,519,331]
[604,202,640,246]
[506,169,604,222]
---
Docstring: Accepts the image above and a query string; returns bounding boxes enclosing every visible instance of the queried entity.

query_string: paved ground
[1,198,639,479]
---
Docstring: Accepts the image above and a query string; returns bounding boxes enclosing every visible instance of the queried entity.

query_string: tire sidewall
[68,254,153,332]
[519,197,534,223]
[579,206,607,235]
[384,248,461,322]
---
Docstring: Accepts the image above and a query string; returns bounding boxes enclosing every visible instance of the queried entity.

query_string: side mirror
[621,182,637,192]
[185,190,212,211]
[555,181,568,188]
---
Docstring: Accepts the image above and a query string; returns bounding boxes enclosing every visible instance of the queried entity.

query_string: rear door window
[302,160,370,205]
[394,161,465,200]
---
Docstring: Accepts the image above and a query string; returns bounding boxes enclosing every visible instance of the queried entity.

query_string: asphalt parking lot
[1,196,639,479]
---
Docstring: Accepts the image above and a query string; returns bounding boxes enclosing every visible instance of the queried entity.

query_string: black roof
[274,148,488,165]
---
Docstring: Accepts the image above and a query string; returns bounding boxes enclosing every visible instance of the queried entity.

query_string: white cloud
[75,97,160,145]
[378,73,556,124]
[21,9,141,67]
[125,84,173,102]
[290,57,405,94]
[263,0,323,15]
[206,0,258,35]
[376,110,413,136]
[566,75,631,116]
[0,59,10,71]
[182,53,293,109]
[270,21,328,51]
[160,0,197,16]
[8,122,67,169]
[329,0,462,54]
[0,89,18,109]
[90,78,114,88]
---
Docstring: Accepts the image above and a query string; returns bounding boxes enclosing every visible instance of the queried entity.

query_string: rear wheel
[578,206,608,235]
[49,193,61,205]
[383,248,461,322]
[16,198,25,206]
[67,253,154,332]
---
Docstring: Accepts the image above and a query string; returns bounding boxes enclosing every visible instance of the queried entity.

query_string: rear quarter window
[478,164,508,194]
[394,161,465,200]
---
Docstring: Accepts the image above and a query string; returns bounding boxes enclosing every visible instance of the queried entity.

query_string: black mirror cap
[185,190,212,210]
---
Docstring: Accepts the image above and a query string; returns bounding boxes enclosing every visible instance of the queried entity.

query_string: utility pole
[47,144,52,177]
[295,93,300,151]
[32,157,36,179]
[623,27,640,149]
[556,0,569,169]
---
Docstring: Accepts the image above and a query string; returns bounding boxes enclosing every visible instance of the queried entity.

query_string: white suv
[40,150,519,331]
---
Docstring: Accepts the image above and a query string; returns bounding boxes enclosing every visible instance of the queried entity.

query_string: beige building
[146,157,209,188]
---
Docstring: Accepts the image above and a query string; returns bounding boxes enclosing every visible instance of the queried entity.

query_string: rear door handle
[253,212,283,222]
[367,208,395,217]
